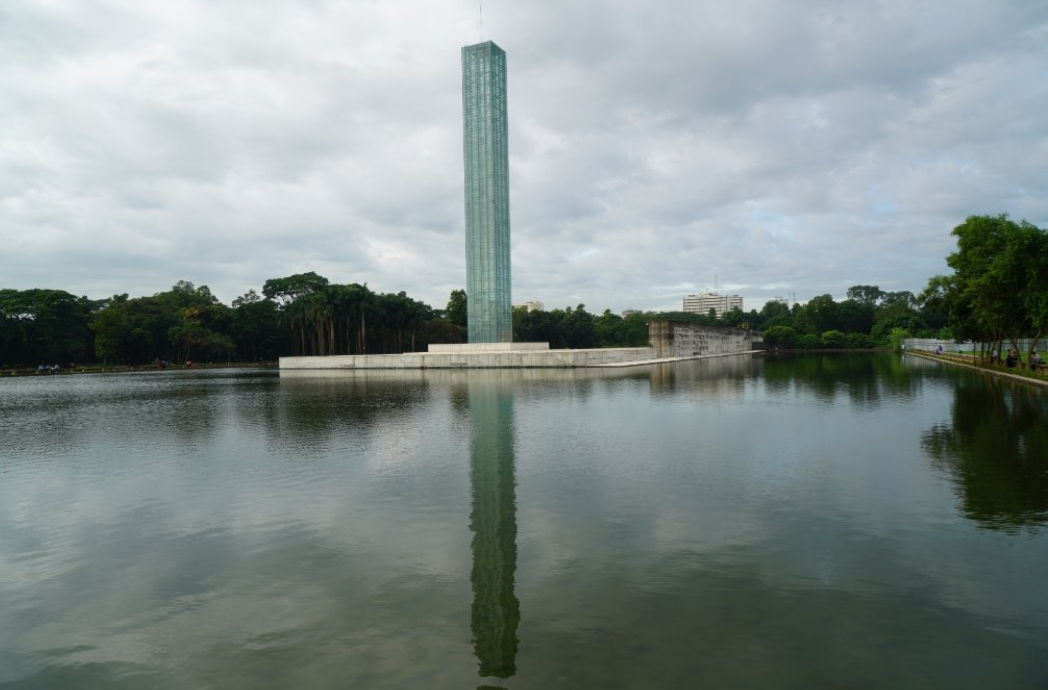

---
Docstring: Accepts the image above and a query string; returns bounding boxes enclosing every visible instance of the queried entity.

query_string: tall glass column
[462,41,512,343]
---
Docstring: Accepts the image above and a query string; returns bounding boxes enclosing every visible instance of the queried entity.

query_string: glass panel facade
[462,41,512,343]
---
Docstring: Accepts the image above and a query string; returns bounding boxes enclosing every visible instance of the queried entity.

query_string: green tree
[91,301,128,364]
[836,299,874,334]
[947,215,1032,359]
[561,304,597,349]
[821,330,847,348]
[594,309,626,347]
[0,289,92,366]
[446,289,468,328]
[263,272,331,355]
[888,327,910,351]
[763,325,797,348]
[846,285,885,308]
[759,301,791,330]
[231,294,282,361]
[805,294,840,333]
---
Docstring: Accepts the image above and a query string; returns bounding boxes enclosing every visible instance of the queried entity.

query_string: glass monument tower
[462,41,512,343]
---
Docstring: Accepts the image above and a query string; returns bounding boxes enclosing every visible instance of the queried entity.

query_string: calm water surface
[1,353,1046,689]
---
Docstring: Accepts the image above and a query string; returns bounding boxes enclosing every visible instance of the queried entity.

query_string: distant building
[683,293,743,319]
[513,301,544,312]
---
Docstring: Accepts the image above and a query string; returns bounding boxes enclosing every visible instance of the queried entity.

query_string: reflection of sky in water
[1,356,1046,689]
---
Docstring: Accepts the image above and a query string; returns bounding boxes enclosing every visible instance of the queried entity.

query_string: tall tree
[947,215,1041,361]
[846,285,885,307]
[446,289,468,328]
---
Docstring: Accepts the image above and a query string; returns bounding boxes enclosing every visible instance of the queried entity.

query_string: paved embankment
[905,350,1048,389]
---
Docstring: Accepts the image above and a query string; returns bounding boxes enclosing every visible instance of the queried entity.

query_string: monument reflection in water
[466,377,520,687]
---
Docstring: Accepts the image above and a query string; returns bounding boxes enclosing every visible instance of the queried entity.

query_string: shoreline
[1,362,278,377]
[905,350,1048,389]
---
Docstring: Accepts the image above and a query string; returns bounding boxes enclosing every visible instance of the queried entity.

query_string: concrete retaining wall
[281,347,658,370]
[648,321,756,358]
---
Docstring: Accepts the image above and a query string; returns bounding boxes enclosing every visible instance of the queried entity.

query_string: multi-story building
[462,41,512,343]
[683,292,743,319]
[512,301,544,313]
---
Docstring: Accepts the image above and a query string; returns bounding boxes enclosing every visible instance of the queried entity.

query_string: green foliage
[91,304,127,364]
[231,296,282,360]
[914,214,1048,362]
[846,285,885,307]
[763,325,797,348]
[0,289,93,366]
[837,299,874,333]
[423,318,466,344]
[947,215,1045,353]
[759,300,790,326]
[844,332,871,349]
[721,306,747,327]
[262,272,329,306]
[805,294,840,333]
[796,334,822,349]
[445,289,467,328]
[888,327,910,352]
[821,330,847,348]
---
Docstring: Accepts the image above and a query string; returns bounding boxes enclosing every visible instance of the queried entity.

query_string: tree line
[1,214,1043,368]
[0,274,446,368]
[0,278,943,367]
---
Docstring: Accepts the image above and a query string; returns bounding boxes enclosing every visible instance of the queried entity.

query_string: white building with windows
[683,293,743,318]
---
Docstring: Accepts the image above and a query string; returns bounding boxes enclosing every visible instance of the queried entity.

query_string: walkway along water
[906,350,1048,389]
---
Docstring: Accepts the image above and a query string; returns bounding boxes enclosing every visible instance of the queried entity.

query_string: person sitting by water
[936,345,943,355]
[1005,349,1018,368]
[1031,352,1046,371]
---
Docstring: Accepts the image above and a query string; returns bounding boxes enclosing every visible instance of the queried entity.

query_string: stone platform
[280,343,759,370]
[280,344,657,370]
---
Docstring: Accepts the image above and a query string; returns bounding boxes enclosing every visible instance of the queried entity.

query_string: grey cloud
[1,0,1046,311]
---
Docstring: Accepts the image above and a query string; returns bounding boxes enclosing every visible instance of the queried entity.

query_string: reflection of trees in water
[648,355,753,398]
[923,378,1048,530]
[267,373,431,453]
[4,370,276,457]
[467,381,520,685]
[760,353,920,407]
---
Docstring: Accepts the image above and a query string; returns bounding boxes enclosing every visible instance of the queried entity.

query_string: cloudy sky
[2,0,1046,313]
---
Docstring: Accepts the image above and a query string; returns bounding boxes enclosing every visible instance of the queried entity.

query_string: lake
[1,353,1046,689]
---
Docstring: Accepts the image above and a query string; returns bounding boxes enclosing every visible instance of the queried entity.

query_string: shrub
[821,330,847,348]
[797,334,822,349]
[844,332,871,349]
[763,325,797,348]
